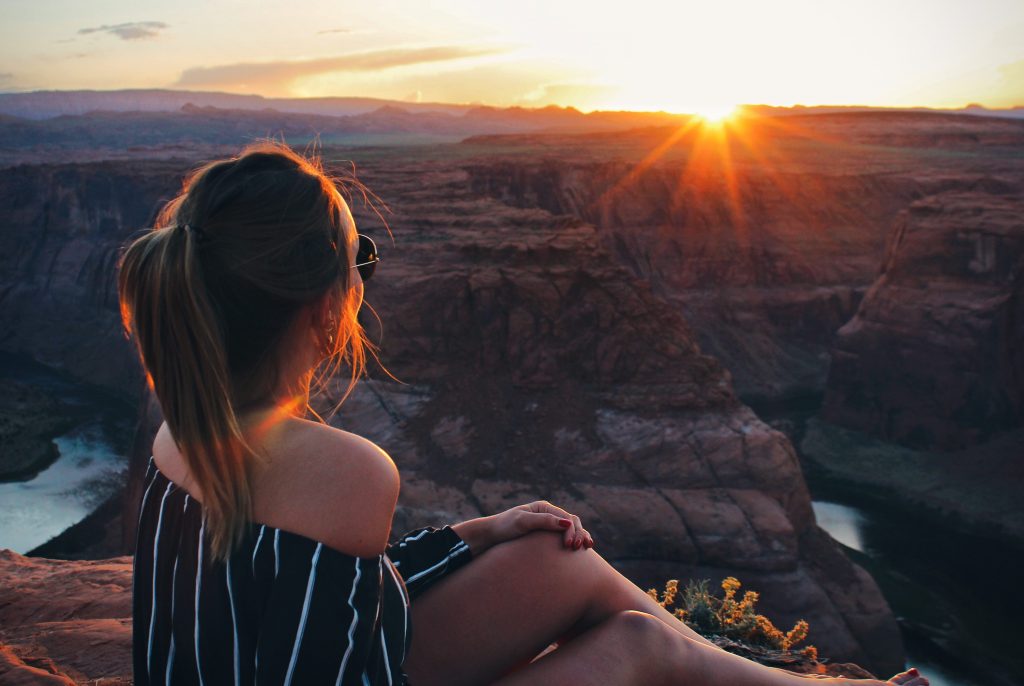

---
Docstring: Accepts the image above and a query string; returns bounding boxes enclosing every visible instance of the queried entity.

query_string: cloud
[0,73,13,82]
[316,28,354,35]
[174,45,504,92]
[78,21,168,41]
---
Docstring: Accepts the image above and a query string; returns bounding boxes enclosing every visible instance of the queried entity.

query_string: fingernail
[908,669,918,677]
[559,519,571,528]
[575,538,582,549]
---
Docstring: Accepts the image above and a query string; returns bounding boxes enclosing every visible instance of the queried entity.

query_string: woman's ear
[310,291,338,344]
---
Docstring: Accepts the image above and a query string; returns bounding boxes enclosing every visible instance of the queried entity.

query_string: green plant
[647,576,817,658]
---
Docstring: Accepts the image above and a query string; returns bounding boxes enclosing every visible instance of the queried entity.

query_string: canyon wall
[822,192,1024,449]
[463,155,908,401]
[0,152,903,671]
[462,118,1024,402]
[458,125,1024,545]
[0,160,186,397]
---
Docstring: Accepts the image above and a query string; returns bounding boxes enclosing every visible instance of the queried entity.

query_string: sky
[1,0,1022,114]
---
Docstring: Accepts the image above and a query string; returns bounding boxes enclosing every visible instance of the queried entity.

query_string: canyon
[2,107,1023,683]
[458,112,1024,542]
[462,112,1024,402]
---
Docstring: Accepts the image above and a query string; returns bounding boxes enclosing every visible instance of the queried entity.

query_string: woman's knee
[482,529,592,573]
[605,611,672,647]
[604,611,695,681]
[488,529,566,554]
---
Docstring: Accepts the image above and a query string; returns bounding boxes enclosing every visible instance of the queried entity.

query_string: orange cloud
[174,45,504,92]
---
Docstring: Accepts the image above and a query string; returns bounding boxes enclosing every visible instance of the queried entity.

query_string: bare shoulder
[261,419,400,557]
[152,416,399,557]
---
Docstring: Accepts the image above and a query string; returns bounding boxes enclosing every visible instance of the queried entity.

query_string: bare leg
[491,610,696,686]
[494,614,927,686]
[402,531,928,686]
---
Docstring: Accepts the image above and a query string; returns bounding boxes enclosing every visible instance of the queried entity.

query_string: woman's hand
[453,501,594,556]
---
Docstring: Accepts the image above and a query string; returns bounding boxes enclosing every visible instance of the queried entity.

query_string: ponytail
[118,141,374,563]
[118,219,258,564]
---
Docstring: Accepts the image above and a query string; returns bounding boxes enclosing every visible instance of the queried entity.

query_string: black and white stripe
[132,455,474,685]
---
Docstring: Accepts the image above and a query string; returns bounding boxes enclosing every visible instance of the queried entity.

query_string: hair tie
[177,222,208,243]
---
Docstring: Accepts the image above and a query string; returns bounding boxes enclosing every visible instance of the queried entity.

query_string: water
[0,353,135,554]
[751,394,1024,686]
[809,501,867,552]
[811,502,981,686]
[810,490,1024,686]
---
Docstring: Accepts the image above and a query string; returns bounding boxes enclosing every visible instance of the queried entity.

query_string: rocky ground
[0,548,881,685]
[0,550,132,686]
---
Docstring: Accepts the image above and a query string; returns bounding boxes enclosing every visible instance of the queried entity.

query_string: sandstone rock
[574,483,695,561]
[823,192,1024,449]
[0,549,132,685]
[392,474,483,536]
[0,380,76,481]
[663,488,770,569]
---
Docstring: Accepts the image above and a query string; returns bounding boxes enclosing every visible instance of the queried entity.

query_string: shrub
[646,576,817,657]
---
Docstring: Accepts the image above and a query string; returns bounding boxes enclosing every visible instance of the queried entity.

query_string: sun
[692,103,738,124]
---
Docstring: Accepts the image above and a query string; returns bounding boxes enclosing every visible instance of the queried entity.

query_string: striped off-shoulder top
[132,455,474,685]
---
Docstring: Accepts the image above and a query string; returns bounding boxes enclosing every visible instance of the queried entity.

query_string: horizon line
[0,86,1021,116]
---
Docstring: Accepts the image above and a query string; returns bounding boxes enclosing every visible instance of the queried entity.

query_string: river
[753,394,1024,686]
[0,353,135,554]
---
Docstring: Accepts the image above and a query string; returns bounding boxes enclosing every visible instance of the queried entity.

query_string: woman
[120,141,927,686]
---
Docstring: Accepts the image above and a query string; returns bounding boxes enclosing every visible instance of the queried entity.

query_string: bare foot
[884,667,929,686]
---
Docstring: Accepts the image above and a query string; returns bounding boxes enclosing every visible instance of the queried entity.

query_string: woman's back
[133,454,412,685]
[133,451,473,685]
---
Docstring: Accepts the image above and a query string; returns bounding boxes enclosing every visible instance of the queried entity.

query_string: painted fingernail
[908,669,918,677]
[558,519,571,528]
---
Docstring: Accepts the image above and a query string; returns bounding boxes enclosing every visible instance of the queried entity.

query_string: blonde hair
[118,140,371,563]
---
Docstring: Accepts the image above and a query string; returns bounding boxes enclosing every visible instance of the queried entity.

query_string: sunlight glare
[693,104,737,124]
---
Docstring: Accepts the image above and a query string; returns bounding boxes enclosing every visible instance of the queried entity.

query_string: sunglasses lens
[356,234,378,282]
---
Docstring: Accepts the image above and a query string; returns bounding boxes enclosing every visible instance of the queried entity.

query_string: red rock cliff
[822,192,1024,449]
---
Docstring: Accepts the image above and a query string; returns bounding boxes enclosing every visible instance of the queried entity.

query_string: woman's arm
[386,525,474,598]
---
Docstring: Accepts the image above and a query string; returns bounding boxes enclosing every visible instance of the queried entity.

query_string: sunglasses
[352,233,380,282]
